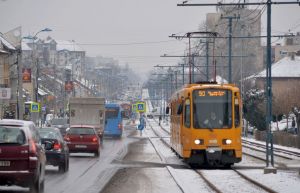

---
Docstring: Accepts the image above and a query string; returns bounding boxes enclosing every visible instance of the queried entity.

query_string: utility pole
[16,49,24,119]
[206,40,209,81]
[221,15,240,83]
[154,64,186,87]
[265,0,274,171]
[177,0,300,175]
[169,31,218,84]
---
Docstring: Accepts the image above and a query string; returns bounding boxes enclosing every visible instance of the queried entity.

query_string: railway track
[242,139,300,159]
[147,118,279,193]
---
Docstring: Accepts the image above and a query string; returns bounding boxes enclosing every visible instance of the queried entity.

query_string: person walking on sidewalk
[138,114,145,136]
[159,115,162,126]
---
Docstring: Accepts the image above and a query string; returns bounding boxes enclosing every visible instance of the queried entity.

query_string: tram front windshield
[193,89,232,129]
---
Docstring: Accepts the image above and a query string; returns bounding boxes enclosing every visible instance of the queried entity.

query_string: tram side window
[234,97,240,127]
[184,99,191,128]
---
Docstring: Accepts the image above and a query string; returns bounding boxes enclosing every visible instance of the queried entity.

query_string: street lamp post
[23,28,52,125]
[24,28,52,103]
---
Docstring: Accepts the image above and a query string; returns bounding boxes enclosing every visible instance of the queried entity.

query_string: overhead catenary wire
[57,40,179,46]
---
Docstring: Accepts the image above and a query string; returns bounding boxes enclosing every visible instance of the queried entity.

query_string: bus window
[105,108,119,119]
[184,99,191,128]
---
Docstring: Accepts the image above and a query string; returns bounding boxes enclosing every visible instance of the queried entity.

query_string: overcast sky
[0,0,299,78]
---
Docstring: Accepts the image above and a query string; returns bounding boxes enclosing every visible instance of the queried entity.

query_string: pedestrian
[292,117,296,134]
[138,114,145,136]
[159,115,162,126]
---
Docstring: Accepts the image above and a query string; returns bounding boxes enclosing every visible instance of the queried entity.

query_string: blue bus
[104,103,123,138]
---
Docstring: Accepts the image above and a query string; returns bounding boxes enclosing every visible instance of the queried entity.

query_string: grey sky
[0,0,299,77]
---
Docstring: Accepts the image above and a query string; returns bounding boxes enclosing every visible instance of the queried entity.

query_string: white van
[45,114,54,126]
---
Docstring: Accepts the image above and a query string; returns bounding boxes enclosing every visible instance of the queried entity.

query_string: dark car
[51,118,69,136]
[0,119,46,193]
[39,127,69,173]
[64,125,100,157]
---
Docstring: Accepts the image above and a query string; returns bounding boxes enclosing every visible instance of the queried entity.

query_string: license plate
[209,139,218,144]
[206,147,221,153]
[0,161,10,167]
[75,145,87,148]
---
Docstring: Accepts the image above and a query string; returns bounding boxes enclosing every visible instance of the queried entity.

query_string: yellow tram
[169,82,242,167]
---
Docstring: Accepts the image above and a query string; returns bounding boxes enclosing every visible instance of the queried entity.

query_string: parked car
[0,119,46,193]
[39,127,69,173]
[51,118,69,136]
[64,125,100,157]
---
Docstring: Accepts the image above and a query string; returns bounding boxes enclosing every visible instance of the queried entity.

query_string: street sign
[135,102,146,113]
[31,102,40,113]
[0,88,11,99]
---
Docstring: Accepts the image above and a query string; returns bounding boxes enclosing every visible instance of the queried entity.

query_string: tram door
[182,98,192,152]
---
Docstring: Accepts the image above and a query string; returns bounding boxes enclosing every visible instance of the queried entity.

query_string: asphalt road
[0,120,137,193]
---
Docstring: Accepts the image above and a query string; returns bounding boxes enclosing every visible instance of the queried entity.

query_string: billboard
[0,88,11,99]
[65,81,74,92]
[22,68,31,83]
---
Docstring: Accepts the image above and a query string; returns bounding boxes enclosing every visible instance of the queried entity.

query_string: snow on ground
[148,109,300,193]
[238,169,300,193]
[243,137,300,155]
[168,167,215,193]
[201,169,267,193]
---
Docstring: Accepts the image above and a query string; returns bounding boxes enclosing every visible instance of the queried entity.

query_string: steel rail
[242,143,292,160]
[242,139,300,158]
[194,170,222,193]
[242,149,288,169]
[233,169,278,193]
[148,119,226,193]
[147,121,185,193]
[148,118,281,193]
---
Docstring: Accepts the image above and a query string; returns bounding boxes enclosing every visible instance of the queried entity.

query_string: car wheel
[66,158,69,171]
[59,161,67,173]
[95,150,100,157]
[30,178,44,193]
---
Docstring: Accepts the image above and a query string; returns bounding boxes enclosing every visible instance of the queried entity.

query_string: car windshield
[193,89,232,129]
[68,127,95,135]
[52,119,67,125]
[0,126,26,144]
[39,129,60,139]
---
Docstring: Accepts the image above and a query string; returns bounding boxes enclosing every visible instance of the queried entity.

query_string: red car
[0,119,46,193]
[64,125,100,157]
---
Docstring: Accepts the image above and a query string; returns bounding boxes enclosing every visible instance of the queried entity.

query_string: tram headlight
[223,139,232,145]
[194,139,202,145]
[194,139,201,145]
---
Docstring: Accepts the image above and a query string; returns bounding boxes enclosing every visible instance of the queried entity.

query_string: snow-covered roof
[56,40,84,52]
[0,36,16,50]
[38,88,48,96]
[44,39,56,44]
[0,49,9,54]
[21,41,32,51]
[255,56,300,78]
